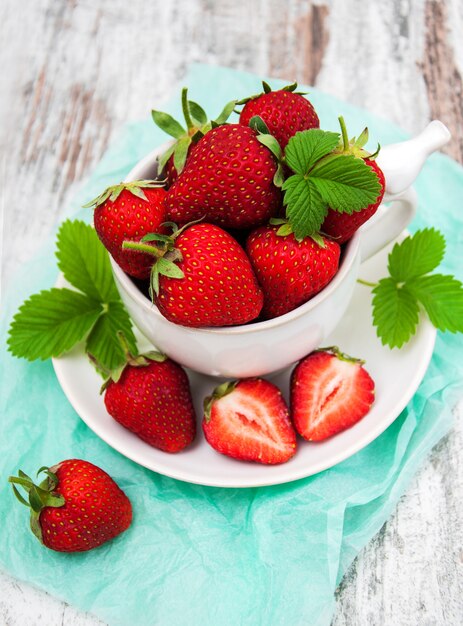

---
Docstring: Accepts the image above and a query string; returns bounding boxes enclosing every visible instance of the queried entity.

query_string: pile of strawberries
[88,82,385,328]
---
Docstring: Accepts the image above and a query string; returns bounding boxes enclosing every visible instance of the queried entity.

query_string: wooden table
[1,1,462,624]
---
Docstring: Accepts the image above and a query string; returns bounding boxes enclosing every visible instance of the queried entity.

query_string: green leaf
[256,133,282,161]
[276,223,293,237]
[249,115,270,135]
[56,220,120,302]
[188,100,208,125]
[173,136,192,174]
[282,174,327,238]
[407,274,463,333]
[285,130,340,175]
[214,100,237,125]
[157,257,185,279]
[8,289,102,360]
[388,228,446,281]
[151,110,185,139]
[86,302,137,373]
[310,153,381,214]
[157,144,176,173]
[372,278,420,348]
[262,81,272,93]
[128,186,148,202]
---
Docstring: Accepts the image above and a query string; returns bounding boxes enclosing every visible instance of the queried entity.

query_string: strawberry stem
[357,278,378,288]
[181,88,194,132]
[122,241,165,257]
[338,116,350,152]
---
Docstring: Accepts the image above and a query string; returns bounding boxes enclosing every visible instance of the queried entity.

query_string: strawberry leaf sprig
[362,229,463,348]
[152,87,237,176]
[7,220,137,372]
[282,117,382,239]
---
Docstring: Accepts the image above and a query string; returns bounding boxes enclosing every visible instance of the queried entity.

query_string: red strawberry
[9,460,132,552]
[321,119,386,243]
[291,347,375,441]
[246,224,340,319]
[124,222,264,327]
[164,124,282,229]
[239,82,319,150]
[203,379,297,464]
[103,345,196,452]
[85,181,167,279]
[322,160,385,243]
[152,88,236,187]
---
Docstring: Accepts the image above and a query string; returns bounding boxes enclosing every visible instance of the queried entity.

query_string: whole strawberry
[84,181,167,279]
[291,347,375,441]
[164,124,282,229]
[124,222,264,327]
[203,378,297,464]
[152,87,236,188]
[246,224,340,319]
[103,343,196,452]
[9,460,132,552]
[239,82,319,150]
[321,119,386,243]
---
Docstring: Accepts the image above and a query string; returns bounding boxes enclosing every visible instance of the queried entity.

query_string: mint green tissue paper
[1,64,462,626]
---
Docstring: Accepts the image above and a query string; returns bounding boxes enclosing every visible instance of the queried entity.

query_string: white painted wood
[1,0,462,624]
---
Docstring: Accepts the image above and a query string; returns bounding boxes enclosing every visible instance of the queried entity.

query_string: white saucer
[52,239,436,488]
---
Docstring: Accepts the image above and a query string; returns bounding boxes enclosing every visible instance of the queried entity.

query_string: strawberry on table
[9,460,132,552]
[290,347,375,441]
[84,180,167,279]
[203,378,297,464]
[123,222,264,327]
[152,87,237,187]
[164,124,282,229]
[101,334,196,452]
[246,224,340,319]
[321,118,386,243]
[238,81,320,150]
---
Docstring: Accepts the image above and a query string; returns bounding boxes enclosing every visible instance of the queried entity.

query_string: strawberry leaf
[282,174,327,237]
[56,220,120,302]
[387,228,446,281]
[157,257,184,279]
[7,289,102,360]
[407,274,463,333]
[214,99,237,125]
[173,136,192,174]
[309,154,381,214]
[372,279,420,348]
[86,302,137,374]
[285,129,340,175]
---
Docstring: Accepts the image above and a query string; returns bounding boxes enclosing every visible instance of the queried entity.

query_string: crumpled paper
[1,64,462,626]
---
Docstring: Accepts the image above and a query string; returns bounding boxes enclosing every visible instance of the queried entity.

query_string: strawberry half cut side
[290,347,375,441]
[203,379,297,464]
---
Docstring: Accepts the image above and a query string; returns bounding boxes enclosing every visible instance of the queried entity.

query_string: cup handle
[358,186,418,263]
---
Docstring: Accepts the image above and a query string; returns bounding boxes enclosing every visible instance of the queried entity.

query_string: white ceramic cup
[111,122,450,377]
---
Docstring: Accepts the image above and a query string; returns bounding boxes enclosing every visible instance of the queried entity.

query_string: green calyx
[248,115,284,188]
[269,218,326,247]
[334,116,380,160]
[203,380,238,422]
[152,88,237,177]
[9,466,65,544]
[315,346,365,365]
[123,219,205,299]
[82,180,165,210]
[98,331,167,392]
[236,81,308,106]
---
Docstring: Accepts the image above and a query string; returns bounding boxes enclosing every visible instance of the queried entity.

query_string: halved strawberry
[203,379,296,464]
[290,347,375,441]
